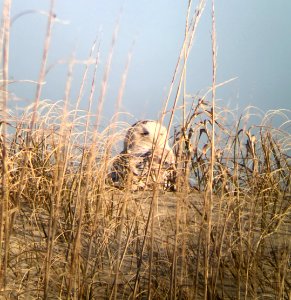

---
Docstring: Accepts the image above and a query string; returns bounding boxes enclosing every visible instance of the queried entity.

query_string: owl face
[124,120,170,153]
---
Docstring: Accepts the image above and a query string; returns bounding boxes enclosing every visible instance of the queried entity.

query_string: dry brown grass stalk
[0,0,11,289]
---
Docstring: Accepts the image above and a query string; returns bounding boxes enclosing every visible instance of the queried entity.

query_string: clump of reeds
[172,100,290,298]
[1,102,290,299]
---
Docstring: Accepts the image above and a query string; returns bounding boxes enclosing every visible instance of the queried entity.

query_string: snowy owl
[111,120,176,190]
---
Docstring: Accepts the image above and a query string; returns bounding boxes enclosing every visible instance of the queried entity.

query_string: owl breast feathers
[111,120,176,190]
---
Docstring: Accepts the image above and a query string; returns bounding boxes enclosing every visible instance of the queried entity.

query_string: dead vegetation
[0,97,289,300]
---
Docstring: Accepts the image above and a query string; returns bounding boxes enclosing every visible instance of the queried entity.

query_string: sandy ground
[4,190,291,299]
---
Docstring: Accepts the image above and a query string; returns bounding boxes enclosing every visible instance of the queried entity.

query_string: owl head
[124,120,170,153]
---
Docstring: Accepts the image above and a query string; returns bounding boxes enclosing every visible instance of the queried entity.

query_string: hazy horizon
[4,0,291,125]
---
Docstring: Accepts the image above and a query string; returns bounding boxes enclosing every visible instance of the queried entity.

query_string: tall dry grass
[0,0,290,299]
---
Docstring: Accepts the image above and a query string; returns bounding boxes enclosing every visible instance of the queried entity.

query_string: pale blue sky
[5,0,291,123]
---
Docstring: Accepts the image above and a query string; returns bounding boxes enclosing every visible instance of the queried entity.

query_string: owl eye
[141,130,149,136]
